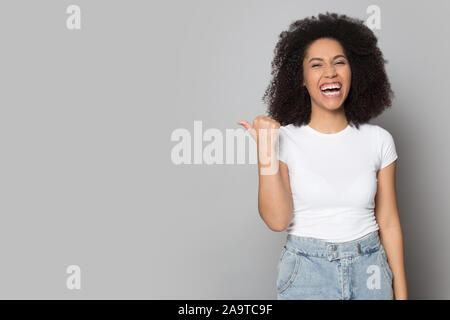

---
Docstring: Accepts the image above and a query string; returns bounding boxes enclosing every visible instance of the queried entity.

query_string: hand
[237,115,281,144]
[237,116,281,171]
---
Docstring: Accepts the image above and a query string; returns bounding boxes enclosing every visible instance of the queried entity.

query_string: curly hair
[262,12,394,130]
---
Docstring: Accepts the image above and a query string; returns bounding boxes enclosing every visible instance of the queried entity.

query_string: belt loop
[357,243,361,254]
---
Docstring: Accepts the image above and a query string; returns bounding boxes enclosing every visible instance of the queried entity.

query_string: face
[302,38,352,111]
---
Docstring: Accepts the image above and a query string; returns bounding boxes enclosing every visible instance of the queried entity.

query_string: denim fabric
[276,230,393,300]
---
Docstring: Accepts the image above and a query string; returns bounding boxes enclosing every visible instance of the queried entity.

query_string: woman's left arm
[375,160,408,300]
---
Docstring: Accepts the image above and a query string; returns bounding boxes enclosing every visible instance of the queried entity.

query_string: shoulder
[355,122,378,133]
[279,124,302,139]
[280,123,304,133]
[355,123,395,140]
[371,123,389,133]
[372,124,396,143]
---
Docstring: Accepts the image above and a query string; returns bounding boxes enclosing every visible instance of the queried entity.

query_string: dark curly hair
[262,12,394,130]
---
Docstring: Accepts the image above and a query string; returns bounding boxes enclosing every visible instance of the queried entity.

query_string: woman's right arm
[237,116,294,232]
[258,159,293,232]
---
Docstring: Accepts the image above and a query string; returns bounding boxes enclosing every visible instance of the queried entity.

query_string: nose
[324,65,337,78]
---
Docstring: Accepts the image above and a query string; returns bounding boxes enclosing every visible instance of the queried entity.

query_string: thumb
[237,120,257,141]
[237,120,252,131]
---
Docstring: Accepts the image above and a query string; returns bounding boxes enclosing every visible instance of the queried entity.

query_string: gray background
[0,0,448,299]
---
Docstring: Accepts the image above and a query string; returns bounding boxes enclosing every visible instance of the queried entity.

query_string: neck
[308,104,348,134]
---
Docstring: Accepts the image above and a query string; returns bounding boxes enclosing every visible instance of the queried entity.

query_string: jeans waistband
[285,230,381,261]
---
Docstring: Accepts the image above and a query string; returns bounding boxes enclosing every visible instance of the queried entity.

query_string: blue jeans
[276,230,394,300]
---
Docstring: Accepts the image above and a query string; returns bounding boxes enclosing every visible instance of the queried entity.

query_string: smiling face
[302,38,352,111]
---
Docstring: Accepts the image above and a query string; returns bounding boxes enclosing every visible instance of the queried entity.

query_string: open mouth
[320,82,342,98]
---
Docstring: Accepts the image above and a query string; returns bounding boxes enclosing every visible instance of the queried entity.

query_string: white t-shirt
[277,123,398,242]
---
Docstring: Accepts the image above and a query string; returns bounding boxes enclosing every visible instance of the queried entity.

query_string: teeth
[320,84,341,91]
[322,90,340,96]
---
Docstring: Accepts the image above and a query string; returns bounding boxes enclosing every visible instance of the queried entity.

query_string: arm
[238,116,294,232]
[258,158,294,232]
[374,160,408,299]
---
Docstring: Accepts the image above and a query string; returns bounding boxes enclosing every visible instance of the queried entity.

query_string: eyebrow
[308,54,347,63]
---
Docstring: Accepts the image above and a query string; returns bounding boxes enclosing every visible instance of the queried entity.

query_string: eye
[312,61,345,68]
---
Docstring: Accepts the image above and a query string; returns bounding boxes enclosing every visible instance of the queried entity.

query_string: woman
[237,12,407,300]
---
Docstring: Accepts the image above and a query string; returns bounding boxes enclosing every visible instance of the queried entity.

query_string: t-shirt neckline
[305,123,351,137]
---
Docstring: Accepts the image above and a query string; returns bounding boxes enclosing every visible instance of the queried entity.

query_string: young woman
[237,12,407,300]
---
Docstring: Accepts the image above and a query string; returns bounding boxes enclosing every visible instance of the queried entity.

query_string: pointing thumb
[237,120,257,141]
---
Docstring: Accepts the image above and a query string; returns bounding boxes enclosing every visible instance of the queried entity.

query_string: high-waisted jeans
[276,230,394,300]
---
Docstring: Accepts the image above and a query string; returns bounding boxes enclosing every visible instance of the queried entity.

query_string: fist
[237,115,281,142]
[237,115,281,174]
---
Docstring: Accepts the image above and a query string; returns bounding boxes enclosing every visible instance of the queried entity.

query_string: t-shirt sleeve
[377,126,398,170]
[277,126,289,164]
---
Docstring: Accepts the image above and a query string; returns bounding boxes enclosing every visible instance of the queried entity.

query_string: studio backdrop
[0,0,448,299]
